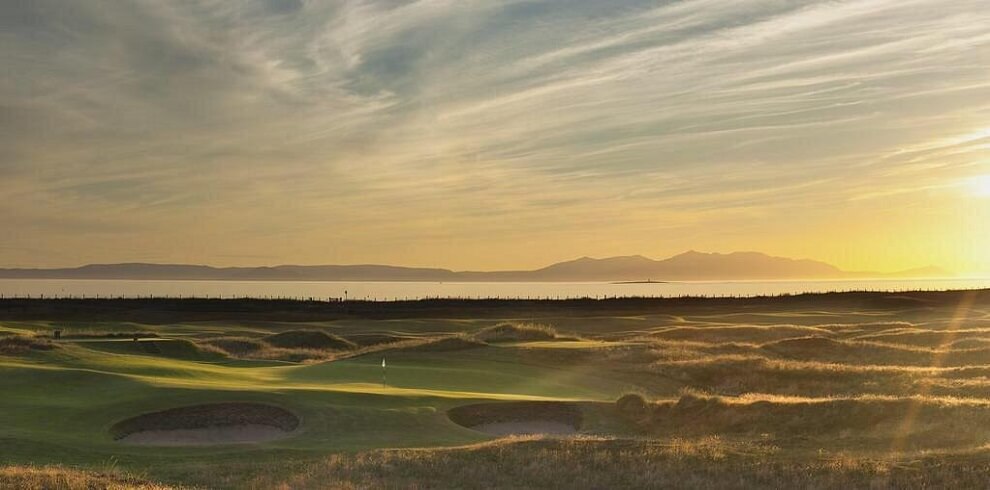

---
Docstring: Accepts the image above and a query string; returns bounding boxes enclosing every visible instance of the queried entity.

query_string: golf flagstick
[382,356,387,388]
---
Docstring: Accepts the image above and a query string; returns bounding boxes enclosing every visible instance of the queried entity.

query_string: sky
[1,0,989,275]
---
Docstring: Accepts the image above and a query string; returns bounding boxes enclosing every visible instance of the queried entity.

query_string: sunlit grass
[2,292,990,487]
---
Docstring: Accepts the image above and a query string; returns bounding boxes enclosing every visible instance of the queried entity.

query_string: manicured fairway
[0,325,636,484]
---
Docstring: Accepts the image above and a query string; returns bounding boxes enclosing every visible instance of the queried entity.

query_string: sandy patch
[119,424,292,446]
[111,402,299,447]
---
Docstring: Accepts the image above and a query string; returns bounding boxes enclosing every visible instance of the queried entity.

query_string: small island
[611,279,669,284]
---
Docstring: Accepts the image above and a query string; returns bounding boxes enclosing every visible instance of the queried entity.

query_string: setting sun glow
[1,1,989,278]
[971,175,990,198]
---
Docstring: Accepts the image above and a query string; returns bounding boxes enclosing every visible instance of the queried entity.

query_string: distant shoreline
[0,277,987,304]
[1,289,987,323]
[0,251,950,283]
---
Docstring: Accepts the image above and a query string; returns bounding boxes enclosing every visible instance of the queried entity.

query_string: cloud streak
[1,0,988,272]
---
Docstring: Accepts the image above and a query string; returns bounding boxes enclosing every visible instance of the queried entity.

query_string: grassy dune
[2,291,990,488]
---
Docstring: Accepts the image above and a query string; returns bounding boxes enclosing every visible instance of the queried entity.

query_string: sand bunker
[112,402,299,446]
[448,402,582,436]
[118,424,291,446]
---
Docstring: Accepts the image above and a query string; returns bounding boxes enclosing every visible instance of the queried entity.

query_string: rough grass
[264,330,356,351]
[239,437,990,489]
[207,344,343,363]
[649,355,922,397]
[853,328,990,347]
[247,347,337,363]
[390,335,487,352]
[762,336,990,367]
[84,338,227,361]
[200,336,268,356]
[60,332,161,340]
[652,325,834,343]
[0,466,178,490]
[607,392,990,451]
[616,393,650,421]
[0,335,57,354]
[447,402,582,430]
[345,333,412,347]
[199,331,358,362]
[473,322,557,343]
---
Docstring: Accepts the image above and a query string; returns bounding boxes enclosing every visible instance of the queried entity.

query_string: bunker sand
[111,402,299,447]
[119,424,293,446]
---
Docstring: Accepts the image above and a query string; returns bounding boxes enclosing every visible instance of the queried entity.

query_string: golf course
[4,290,990,488]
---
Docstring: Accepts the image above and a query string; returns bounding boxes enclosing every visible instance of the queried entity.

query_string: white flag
[382,356,386,368]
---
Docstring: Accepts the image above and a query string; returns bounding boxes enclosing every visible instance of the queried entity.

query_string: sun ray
[888,290,978,456]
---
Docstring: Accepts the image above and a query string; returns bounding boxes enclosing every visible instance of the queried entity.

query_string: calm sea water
[0,278,988,300]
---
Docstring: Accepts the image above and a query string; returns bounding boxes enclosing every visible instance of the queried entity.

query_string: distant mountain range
[0,251,948,282]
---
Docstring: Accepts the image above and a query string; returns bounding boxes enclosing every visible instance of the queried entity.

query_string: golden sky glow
[1,0,988,275]
[970,175,990,198]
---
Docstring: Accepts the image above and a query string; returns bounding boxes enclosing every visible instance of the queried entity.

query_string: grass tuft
[0,465,178,489]
[616,393,650,423]
[0,335,58,354]
[200,336,268,356]
[263,330,357,351]
[473,323,558,343]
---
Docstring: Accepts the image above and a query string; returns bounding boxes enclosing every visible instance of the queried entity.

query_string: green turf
[0,320,637,486]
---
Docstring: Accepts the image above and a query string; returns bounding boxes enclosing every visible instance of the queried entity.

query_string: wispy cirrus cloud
[1,0,988,272]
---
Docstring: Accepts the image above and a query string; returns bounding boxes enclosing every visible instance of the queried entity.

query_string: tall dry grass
[0,465,178,490]
[473,322,558,342]
[238,437,990,489]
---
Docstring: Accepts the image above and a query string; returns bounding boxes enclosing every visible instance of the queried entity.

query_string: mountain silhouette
[0,252,946,282]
